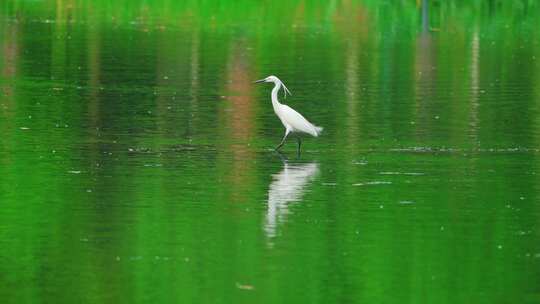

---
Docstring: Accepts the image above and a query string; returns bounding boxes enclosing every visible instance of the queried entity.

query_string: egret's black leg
[275,130,290,151]
[296,136,302,156]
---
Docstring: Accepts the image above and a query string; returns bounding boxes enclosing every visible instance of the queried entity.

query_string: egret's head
[254,75,292,98]
[254,75,280,84]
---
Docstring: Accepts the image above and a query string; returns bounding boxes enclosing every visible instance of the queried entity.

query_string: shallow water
[1,2,540,303]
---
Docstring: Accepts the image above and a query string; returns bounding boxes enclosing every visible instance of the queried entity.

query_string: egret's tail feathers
[314,126,323,137]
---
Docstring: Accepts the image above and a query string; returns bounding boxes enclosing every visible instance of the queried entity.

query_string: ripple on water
[352,181,392,186]
[379,172,424,176]
[389,146,540,154]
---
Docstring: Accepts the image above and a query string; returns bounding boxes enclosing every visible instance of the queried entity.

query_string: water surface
[1,2,540,303]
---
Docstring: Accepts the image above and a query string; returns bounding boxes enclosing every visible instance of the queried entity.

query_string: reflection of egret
[265,162,319,240]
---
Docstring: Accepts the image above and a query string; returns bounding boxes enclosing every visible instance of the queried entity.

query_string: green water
[1,1,540,303]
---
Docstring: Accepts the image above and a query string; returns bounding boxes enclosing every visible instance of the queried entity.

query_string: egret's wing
[279,105,322,137]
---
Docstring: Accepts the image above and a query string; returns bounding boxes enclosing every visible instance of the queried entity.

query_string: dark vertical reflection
[334,1,369,151]
[421,0,429,33]
[86,8,101,128]
[0,12,22,299]
[0,17,18,159]
[413,26,436,141]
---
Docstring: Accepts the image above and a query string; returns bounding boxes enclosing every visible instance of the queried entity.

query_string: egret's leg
[296,136,302,155]
[274,149,288,162]
[275,129,290,151]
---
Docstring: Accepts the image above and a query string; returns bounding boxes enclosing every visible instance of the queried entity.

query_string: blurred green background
[1,1,539,303]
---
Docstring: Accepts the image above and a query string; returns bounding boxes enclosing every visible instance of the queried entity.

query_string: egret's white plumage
[255,75,322,152]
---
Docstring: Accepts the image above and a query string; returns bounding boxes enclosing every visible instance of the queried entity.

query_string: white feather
[278,104,323,137]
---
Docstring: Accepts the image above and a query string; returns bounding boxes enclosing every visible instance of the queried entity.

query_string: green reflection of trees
[1,1,539,303]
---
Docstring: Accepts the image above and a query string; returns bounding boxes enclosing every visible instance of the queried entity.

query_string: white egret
[254,75,322,152]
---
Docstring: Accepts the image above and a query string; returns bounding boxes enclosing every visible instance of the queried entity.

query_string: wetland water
[1,2,540,303]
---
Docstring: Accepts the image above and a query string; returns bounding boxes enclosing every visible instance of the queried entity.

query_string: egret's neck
[271,82,282,111]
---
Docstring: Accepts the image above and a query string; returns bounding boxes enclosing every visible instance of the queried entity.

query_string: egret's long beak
[253,79,265,84]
